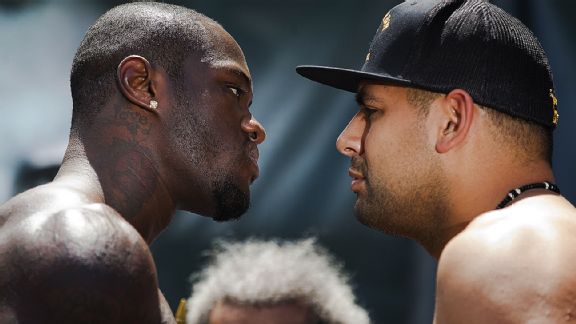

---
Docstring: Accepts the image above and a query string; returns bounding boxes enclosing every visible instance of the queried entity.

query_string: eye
[227,85,243,98]
[363,106,378,118]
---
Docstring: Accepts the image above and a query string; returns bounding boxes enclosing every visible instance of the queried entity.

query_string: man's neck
[56,130,175,245]
[430,159,556,259]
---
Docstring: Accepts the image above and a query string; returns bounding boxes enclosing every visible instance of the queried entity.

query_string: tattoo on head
[113,107,152,137]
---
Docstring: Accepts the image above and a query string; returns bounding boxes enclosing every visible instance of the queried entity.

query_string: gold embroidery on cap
[365,52,371,62]
[549,89,559,126]
[382,12,391,31]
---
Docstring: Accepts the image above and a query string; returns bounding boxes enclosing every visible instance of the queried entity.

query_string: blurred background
[1,0,574,323]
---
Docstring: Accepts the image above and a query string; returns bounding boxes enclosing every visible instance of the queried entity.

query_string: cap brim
[296,65,412,93]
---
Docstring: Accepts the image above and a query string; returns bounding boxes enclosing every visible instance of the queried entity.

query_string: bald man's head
[70,2,228,128]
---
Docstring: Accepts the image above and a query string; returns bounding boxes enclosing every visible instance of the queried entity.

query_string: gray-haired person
[186,239,370,324]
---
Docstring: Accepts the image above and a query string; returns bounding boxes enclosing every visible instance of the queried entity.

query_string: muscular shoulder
[0,204,165,323]
[0,182,94,223]
[3,203,145,262]
[435,198,576,323]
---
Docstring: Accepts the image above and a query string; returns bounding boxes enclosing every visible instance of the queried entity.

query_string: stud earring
[150,100,158,109]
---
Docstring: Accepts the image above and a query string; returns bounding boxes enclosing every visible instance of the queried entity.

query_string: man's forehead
[357,81,397,93]
[204,24,248,66]
[211,299,315,324]
[356,82,402,103]
[200,30,252,85]
[181,49,252,88]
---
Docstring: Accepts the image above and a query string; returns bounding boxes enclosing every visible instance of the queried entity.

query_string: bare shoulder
[0,202,167,323]
[435,196,576,324]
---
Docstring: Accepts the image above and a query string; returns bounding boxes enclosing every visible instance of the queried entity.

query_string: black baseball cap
[296,0,559,128]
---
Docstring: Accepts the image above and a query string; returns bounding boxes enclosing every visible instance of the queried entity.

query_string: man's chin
[211,180,250,222]
[354,207,372,229]
[211,206,248,222]
[354,200,391,233]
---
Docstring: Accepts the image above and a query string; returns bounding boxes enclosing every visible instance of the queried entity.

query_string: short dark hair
[70,2,220,128]
[406,87,440,119]
[406,87,553,164]
[481,106,553,164]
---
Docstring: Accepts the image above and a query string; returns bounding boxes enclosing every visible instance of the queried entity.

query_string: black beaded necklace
[496,181,560,209]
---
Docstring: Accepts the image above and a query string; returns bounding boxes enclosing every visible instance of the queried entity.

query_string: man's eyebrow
[355,91,381,106]
[225,67,252,88]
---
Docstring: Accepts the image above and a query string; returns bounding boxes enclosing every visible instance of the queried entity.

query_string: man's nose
[336,112,364,157]
[242,117,266,144]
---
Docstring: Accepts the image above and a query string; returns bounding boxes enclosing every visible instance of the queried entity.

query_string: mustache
[351,156,367,175]
[245,141,259,162]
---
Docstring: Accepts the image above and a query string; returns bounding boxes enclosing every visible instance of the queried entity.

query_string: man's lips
[348,168,365,192]
[250,164,260,183]
[248,147,259,163]
[248,148,260,183]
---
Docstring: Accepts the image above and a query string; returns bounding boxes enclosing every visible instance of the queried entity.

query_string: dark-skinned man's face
[163,27,265,221]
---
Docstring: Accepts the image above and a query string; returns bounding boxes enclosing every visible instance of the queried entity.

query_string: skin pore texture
[336,82,576,323]
[0,3,265,323]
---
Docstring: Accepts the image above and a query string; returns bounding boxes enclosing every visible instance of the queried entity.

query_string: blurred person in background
[297,0,576,322]
[0,2,264,323]
[185,238,370,324]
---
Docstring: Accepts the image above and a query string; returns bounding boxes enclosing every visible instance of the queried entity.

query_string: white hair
[186,238,371,324]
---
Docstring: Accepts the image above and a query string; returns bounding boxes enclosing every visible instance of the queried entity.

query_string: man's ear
[435,89,475,153]
[117,55,158,112]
